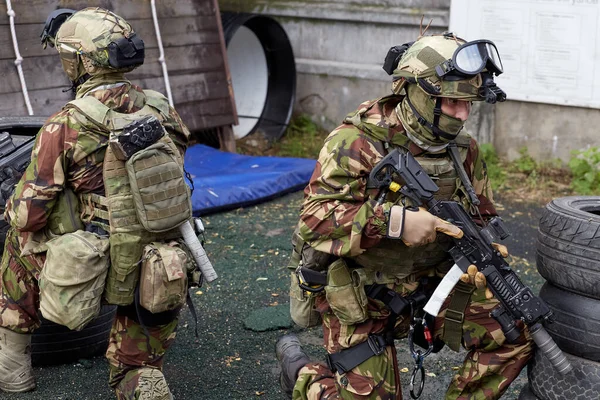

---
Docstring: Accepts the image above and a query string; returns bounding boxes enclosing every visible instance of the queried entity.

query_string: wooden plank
[218,125,236,152]
[131,45,226,79]
[1,84,236,131]
[135,72,232,104]
[0,0,215,25]
[212,0,238,127]
[0,87,73,116]
[0,44,227,94]
[175,99,237,129]
[0,16,220,60]
[2,87,237,131]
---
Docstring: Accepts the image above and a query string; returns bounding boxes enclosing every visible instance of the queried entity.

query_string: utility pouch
[325,259,368,325]
[139,241,188,313]
[39,230,110,331]
[289,271,322,328]
[47,188,84,235]
[126,141,192,233]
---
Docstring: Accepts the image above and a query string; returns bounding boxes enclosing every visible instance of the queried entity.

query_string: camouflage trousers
[293,280,533,400]
[0,229,179,397]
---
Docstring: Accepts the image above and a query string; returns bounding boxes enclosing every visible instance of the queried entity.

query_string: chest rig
[346,96,475,277]
[66,90,189,305]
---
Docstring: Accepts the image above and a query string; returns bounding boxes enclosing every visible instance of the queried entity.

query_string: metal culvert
[221,12,296,141]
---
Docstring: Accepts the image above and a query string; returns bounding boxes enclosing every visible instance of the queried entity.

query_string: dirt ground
[3,191,546,400]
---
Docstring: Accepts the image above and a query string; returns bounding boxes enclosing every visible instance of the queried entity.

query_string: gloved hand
[388,205,463,247]
[492,242,509,258]
[460,264,494,299]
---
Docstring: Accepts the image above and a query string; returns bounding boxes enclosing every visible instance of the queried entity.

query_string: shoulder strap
[66,97,111,126]
[143,90,170,118]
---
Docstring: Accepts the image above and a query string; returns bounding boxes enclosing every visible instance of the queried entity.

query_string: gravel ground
[3,192,546,400]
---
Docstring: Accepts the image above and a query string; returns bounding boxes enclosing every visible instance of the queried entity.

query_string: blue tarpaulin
[184,144,316,215]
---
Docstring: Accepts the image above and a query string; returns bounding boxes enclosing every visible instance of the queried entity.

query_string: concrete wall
[219,0,598,162]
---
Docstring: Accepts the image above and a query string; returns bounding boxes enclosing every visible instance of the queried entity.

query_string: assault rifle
[367,149,572,375]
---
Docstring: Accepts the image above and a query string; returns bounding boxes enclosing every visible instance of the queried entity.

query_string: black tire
[537,196,600,299]
[0,117,44,252]
[518,383,541,400]
[32,304,117,366]
[528,349,600,400]
[539,282,600,362]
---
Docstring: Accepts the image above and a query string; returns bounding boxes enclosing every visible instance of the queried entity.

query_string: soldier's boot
[276,334,310,399]
[0,327,36,393]
[115,367,173,400]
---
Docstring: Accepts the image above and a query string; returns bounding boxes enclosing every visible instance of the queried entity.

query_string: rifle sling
[442,280,475,351]
[447,142,480,207]
[325,284,425,373]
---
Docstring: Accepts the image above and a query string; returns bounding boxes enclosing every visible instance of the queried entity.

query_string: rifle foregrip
[529,322,572,375]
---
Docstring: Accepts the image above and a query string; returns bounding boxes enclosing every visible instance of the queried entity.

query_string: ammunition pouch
[324,259,368,325]
[139,241,189,314]
[47,188,84,235]
[289,271,322,328]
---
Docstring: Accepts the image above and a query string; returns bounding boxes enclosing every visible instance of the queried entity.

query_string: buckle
[387,291,409,315]
[445,309,465,324]
[367,335,387,356]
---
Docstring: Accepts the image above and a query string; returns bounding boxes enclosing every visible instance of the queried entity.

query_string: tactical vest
[65,90,190,305]
[345,97,473,277]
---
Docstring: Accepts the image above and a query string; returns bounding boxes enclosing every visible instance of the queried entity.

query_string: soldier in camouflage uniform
[0,8,190,399]
[277,34,533,399]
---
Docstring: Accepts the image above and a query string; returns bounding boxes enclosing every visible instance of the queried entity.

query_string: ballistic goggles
[435,40,503,79]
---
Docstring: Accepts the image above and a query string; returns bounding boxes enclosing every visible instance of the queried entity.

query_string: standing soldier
[277,33,533,399]
[0,7,194,400]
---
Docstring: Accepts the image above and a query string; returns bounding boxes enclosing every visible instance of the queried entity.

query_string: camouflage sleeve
[162,106,191,156]
[297,126,393,257]
[4,112,74,232]
[464,137,498,219]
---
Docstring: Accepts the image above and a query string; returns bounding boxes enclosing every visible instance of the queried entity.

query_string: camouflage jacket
[5,77,190,241]
[297,95,497,258]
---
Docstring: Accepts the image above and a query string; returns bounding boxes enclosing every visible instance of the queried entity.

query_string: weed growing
[569,146,600,195]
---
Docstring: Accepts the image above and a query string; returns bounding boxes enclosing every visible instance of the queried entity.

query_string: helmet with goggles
[40,7,145,87]
[383,34,506,147]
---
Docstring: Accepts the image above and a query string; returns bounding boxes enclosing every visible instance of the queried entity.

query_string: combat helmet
[383,33,505,148]
[41,7,144,88]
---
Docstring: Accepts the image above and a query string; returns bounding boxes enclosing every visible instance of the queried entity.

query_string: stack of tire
[519,196,600,400]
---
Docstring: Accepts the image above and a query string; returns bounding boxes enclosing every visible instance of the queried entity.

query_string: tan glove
[460,264,494,299]
[492,242,509,258]
[388,205,463,247]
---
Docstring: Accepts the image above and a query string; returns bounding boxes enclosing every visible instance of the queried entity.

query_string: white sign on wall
[450,0,600,109]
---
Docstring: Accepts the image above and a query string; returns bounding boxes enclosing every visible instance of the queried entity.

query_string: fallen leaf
[256,277,268,281]
[265,228,285,237]
[400,367,409,373]
[195,291,203,295]
[255,392,265,396]
[426,372,436,377]
[271,293,279,297]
